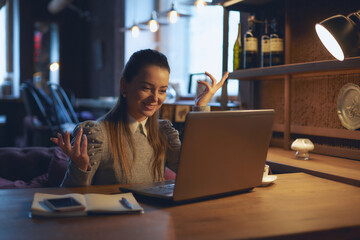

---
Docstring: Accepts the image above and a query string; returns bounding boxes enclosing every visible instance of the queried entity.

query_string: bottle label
[261,38,270,53]
[270,38,284,52]
[245,37,258,52]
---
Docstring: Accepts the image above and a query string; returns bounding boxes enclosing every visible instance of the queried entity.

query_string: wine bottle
[269,18,284,66]
[261,19,270,67]
[243,15,258,69]
[233,21,243,71]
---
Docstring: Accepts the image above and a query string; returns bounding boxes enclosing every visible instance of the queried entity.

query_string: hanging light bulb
[195,0,207,9]
[49,62,60,72]
[149,19,159,32]
[167,2,179,24]
[131,25,140,38]
[148,11,160,32]
[168,10,179,24]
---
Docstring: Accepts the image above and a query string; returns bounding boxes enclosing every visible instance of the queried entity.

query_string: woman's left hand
[195,71,229,106]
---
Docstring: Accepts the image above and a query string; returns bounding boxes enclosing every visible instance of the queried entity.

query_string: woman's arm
[159,120,181,173]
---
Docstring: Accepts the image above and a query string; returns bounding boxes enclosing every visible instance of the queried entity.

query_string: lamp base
[295,150,310,160]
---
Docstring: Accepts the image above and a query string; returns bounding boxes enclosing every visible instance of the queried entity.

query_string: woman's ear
[120,77,127,97]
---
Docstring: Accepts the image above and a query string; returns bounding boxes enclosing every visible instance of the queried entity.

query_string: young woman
[51,49,229,187]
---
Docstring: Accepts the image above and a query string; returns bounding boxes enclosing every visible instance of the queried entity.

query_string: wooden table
[1,173,359,240]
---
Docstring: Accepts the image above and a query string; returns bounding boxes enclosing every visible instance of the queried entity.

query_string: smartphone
[43,197,85,212]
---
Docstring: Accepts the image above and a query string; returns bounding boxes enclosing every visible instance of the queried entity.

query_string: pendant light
[119,23,147,38]
[139,11,169,33]
[195,0,207,9]
[148,11,160,32]
[159,2,191,24]
[180,0,218,9]
[119,0,146,38]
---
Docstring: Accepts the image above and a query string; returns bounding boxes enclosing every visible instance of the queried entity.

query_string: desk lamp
[315,11,360,61]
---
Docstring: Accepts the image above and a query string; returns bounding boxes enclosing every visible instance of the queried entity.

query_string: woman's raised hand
[50,128,90,171]
[195,71,229,107]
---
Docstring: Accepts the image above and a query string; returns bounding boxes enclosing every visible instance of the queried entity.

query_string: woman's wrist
[192,105,211,112]
[77,162,89,172]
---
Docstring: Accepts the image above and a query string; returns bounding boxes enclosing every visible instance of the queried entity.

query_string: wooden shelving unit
[221,0,360,160]
[228,57,360,80]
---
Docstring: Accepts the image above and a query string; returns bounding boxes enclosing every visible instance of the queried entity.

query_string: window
[124,1,239,101]
[0,4,6,87]
[0,0,20,98]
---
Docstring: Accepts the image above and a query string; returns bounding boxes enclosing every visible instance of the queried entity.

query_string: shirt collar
[128,114,148,136]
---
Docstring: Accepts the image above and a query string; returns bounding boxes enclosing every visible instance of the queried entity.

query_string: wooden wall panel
[291,74,360,129]
[258,79,285,124]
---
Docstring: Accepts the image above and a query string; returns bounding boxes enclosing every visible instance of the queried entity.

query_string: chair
[47,82,79,134]
[0,146,69,189]
[20,81,78,146]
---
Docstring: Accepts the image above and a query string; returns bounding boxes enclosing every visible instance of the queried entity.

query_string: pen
[120,197,133,209]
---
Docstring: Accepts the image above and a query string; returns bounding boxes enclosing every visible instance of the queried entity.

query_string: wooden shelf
[266,147,360,187]
[222,0,281,12]
[164,100,239,108]
[273,124,360,141]
[228,56,360,80]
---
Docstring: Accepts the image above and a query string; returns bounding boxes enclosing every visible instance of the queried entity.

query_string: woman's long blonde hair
[103,49,170,182]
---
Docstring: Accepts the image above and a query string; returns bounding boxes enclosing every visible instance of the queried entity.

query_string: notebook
[120,109,275,203]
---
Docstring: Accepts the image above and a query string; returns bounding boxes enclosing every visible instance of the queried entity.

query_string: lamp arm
[348,11,360,28]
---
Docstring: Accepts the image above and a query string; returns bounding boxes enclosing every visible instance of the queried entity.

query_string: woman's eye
[160,89,167,94]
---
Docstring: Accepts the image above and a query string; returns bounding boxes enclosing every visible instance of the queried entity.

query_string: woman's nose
[150,91,158,102]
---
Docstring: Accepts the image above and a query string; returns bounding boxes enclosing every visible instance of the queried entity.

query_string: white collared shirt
[128,114,148,137]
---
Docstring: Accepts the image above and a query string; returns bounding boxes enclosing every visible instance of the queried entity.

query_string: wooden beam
[283,74,291,149]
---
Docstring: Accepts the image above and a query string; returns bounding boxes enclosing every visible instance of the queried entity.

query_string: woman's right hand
[50,128,90,171]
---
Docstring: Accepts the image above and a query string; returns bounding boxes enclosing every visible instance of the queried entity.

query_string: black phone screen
[46,197,82,208]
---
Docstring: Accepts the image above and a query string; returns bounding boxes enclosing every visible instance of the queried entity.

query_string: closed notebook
[30,192,144,218]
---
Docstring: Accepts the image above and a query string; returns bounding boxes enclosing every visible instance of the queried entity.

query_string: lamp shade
[315,13,360,61]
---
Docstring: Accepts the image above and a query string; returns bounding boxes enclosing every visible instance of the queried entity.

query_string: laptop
[120,109,275,203]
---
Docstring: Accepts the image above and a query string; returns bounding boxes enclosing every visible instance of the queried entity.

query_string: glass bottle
[243,15,258,69]
[270,18,284,66]
[261,19,270,67]
[233,21,243,71]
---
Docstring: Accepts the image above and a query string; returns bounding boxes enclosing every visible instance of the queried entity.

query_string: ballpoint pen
[120,197,133,209]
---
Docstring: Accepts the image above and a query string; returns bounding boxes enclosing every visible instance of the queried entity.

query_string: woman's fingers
[81,134,88,157]
[63,131,72,150]
[203,71,229,92]
[214,72,229,90]
[217,72,229,87]
[50,137,58,145]
[197,80,211,91]
[205,71,216,86]
[57,133,64,146]
[49,129,89,171]
[73,128,83,154]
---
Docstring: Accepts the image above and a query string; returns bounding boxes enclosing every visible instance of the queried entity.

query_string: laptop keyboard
[145,183,175,195]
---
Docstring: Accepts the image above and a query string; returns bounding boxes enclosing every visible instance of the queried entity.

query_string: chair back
[21,81,55,130]
[47,83,79,126]
[21,81,78,139]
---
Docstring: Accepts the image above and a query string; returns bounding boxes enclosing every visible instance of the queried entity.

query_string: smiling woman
[50,48,228,187]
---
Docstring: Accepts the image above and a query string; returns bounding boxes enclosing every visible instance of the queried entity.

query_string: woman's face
[122,65,169,122]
